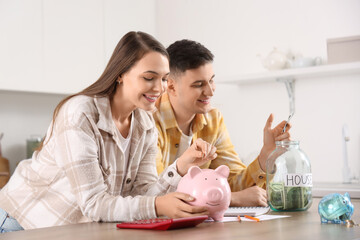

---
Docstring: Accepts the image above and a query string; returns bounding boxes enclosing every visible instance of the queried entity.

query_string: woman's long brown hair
[37,31,168,151]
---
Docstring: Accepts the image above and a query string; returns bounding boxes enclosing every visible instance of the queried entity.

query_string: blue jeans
[0,208,23,233]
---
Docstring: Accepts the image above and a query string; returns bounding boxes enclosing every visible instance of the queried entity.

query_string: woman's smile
[143,94,160,102]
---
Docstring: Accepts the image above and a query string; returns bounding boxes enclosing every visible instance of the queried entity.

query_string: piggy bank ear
[215,165,230,178]
[188,166,202,179]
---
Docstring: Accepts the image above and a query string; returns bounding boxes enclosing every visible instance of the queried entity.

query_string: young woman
[0,31,216,232]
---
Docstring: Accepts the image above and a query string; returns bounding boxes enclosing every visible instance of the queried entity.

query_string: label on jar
[284,173,312,187]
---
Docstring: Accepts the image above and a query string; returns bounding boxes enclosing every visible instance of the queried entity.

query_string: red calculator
[116,215,208,230]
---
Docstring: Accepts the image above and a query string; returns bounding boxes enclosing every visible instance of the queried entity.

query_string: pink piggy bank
[177,165,231,221]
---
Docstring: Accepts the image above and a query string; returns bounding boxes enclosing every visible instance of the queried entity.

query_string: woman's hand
[230,186,268,207]
[155,192,209,218]
[258,114,291,171]
[176,138,217,176]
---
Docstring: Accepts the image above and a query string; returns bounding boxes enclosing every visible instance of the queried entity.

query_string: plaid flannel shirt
[0,96,181,229]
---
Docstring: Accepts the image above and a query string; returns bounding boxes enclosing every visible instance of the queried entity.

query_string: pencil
[237,215,241,222]
[244,215,260,222]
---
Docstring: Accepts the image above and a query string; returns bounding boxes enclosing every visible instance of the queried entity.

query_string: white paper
[205,215,290,223]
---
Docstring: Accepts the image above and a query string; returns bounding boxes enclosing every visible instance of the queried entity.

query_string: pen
[244,215,260,222]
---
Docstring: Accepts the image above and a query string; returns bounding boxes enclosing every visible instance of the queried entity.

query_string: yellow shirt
[153,93,266,191]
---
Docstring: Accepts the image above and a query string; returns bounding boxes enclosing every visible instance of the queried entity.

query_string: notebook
[224,206,270,217]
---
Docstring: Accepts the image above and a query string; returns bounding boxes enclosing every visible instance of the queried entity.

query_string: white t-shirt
[117,112,134,163]
[174,126,193,160]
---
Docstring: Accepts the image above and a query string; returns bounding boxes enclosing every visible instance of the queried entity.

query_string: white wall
[155,0,360,183]
[0,0,359,183]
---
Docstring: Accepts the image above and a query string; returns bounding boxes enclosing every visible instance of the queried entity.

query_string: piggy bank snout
[206,188,224,204]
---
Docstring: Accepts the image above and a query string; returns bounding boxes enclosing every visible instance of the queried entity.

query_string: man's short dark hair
[166,39,214,76]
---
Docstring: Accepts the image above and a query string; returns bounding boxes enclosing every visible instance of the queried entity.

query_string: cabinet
[42,0,104,94]
[0,0,43,92]
[0,0,156,94]
[0,0,104,94]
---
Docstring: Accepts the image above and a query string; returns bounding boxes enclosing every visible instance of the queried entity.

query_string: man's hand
[258,113,291,171]
[176,138,217,176]
[230,186,267,207]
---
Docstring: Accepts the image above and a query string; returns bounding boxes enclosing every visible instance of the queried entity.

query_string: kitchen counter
[2,198,360,240]
[313,182,360,198]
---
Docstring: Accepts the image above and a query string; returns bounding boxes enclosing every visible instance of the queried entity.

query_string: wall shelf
[218,61,360,85]
[218,61,360,115]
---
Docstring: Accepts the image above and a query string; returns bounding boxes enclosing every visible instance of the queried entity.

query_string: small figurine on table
[318,192,354,224]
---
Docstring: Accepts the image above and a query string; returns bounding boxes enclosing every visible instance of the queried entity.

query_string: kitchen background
[0,0,359,187]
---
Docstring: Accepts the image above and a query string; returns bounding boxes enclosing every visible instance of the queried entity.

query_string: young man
[153,40,291,207]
